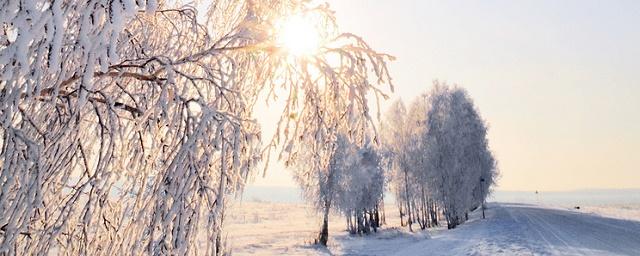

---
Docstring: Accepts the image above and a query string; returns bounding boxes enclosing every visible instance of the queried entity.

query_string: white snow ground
[225,201,640,255]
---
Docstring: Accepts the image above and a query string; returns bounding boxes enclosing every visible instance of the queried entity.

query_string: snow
[395,203,640,256]
[568,204,640,222]
[226,201,640,255]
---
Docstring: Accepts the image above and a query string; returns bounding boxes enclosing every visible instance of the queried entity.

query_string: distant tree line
[290,81,497,246]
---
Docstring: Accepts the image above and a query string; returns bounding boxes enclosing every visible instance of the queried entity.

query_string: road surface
[393,203,640,255]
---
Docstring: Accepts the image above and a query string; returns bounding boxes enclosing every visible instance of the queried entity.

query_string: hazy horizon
[247,182,640,192]
[241,185,640,205]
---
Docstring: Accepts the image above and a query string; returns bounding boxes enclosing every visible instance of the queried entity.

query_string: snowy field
[225,201,431,255]
[225,200,640,255]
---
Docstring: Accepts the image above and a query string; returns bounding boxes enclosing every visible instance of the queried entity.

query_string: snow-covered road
[394,203,640,256]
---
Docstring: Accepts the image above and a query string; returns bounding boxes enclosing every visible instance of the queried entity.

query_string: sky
[252,0,640,191]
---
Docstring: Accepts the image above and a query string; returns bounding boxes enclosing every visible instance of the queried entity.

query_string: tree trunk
[420,187,427,229]
[356,210,364,234]
[381,201,386,225]
[399,205,405,226]
[482,202,486,219]
[369,209,377,232]
[347,213,355,234]
[403,168,413,232]
[364,209,371,234]
[374,205,380,229]
[318,200,330,246]
[431,201,438,227]
[356,210,359,233]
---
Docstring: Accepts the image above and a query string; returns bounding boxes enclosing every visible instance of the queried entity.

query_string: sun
[277,14,321,56]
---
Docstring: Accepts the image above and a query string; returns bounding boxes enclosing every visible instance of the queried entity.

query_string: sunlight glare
[277,15,321,56]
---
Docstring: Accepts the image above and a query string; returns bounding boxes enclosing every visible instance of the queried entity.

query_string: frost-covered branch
[0,0,393,255]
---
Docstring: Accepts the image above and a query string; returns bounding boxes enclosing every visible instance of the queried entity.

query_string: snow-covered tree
[419,82,497,229]
[291,133,345,246]
[405,97,439,230]
[291,132,387,243]
[380,99,416,231]
[382,82,496,231]
[0,0,392,254]
[333,136,385,234]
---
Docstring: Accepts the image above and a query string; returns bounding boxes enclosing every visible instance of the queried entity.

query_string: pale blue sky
[253,0,640,191]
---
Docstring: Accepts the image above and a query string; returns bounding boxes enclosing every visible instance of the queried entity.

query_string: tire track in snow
[521,207,583,255]
[510,205,564,255]
[530,207,640,255]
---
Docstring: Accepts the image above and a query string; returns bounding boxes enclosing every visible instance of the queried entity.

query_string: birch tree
[420,83,496,229]
[380,99,415,231]
[0,0,392,254]
[382,82,497,231]
[333,136,385,235]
